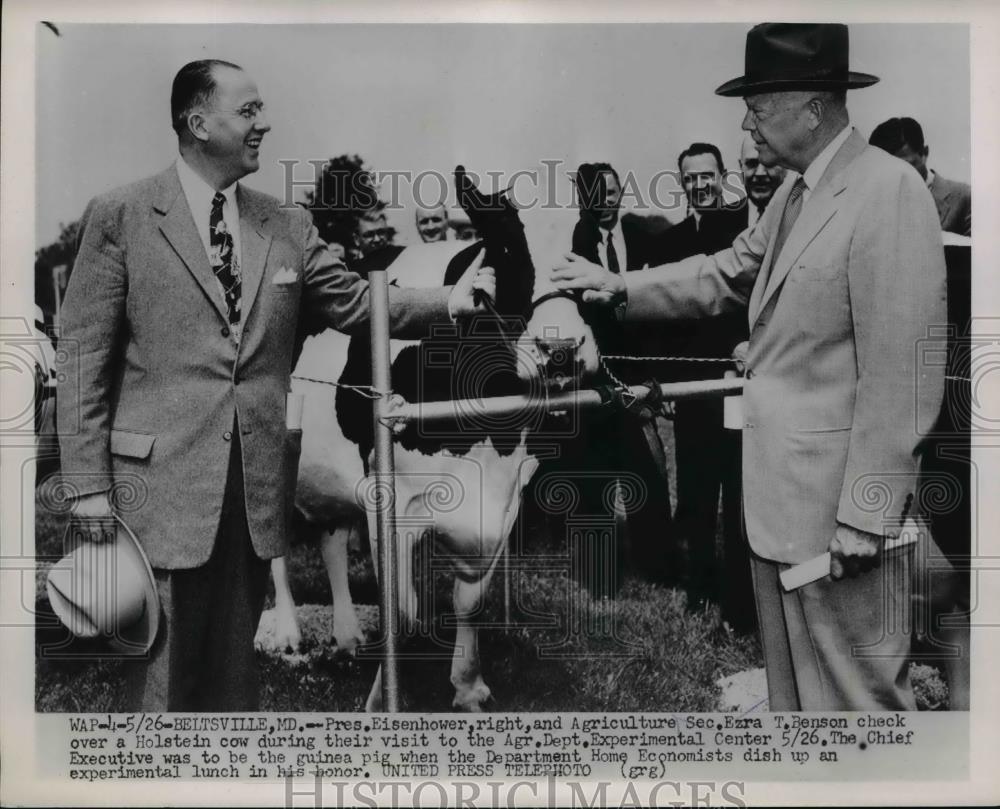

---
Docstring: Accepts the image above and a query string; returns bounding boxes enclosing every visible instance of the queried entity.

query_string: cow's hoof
[254,607,301,654]
[452,682,493,712]
[333,626,365,658]
[273,624,302,655]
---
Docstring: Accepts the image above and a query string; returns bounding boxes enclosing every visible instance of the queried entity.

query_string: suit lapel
[747,185,786,324]
[154,167,230,323]
[931,177,953,224]
[236,186,273,326]
[752,131,866,323]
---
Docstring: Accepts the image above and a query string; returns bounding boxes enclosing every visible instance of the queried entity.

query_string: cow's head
[453,166,599,391]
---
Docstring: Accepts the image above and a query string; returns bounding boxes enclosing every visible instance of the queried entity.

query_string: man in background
[415,203,449,243]
[739,134,787,226]
[653,143,747,615]
[869,116,971,236]
[560,162,678,596]
[355,206,392,256]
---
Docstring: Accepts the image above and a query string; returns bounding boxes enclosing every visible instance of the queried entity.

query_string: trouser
[564,409,677,598]
[915,414,970,709]
[673,398,745,607]
[750,548,916,711]
[124,428,270,711]
[720,441,756,633]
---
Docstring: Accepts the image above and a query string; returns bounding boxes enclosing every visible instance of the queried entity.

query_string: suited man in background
[415,203,450,243]
[651,143,748,616]
[559,162,678,595]
[869,116,971,236]
[739,134,788,227]
[57,59,493,711]
[553,24,946,710]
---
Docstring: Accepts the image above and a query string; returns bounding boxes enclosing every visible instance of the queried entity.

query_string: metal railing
[366,270,744,711]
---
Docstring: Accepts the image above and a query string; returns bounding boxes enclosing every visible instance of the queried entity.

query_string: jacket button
[223,431,232,441]
[221,326,231,337]
[746,368,755,379]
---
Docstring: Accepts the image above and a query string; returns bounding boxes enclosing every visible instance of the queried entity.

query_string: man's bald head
[415,204,448,243]
[739,134,787,214]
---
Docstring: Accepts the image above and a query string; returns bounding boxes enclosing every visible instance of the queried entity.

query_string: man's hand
[829,523,883,580]
[550,253,626,306]
[447,249,497,319]
[71,492,116,544]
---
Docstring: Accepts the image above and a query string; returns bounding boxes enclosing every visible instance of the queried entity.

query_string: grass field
[34,419,949,712]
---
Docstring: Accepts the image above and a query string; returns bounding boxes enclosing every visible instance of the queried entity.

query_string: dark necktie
[771,177,806,262]
[605,230,620,274]
[210,192,241,326]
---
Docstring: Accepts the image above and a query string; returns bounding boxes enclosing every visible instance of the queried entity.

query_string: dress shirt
[176,156,243,335]
[799,124,852,207]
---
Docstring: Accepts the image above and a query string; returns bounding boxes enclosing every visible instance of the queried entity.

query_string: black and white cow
[266,168,599,711]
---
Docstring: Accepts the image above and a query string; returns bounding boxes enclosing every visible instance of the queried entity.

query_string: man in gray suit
[57,59,493,711]
[552,24,946,710]
[869,116,971,236]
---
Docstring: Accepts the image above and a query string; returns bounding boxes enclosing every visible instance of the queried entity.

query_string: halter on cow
[265,167,599,711]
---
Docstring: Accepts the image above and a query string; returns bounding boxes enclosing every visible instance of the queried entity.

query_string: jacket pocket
[110,429,156,459]
[789,263,841,283]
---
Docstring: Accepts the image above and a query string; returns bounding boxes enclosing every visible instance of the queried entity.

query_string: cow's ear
[499,183,521,211]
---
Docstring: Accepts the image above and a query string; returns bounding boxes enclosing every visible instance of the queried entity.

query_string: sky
[36,23,970,248]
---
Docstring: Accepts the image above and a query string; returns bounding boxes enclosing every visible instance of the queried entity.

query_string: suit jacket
[928,172,971,237]
[644,203,748,379]
[57,165,451,569]
[571,212,666,354]
[622,131,947,563]
[571,212,661,271]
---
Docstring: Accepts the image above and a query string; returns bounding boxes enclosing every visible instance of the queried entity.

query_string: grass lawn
[33,418,948,712]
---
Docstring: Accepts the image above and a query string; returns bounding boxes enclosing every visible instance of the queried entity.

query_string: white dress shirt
[176,157,243,335]
[798,124,853,207]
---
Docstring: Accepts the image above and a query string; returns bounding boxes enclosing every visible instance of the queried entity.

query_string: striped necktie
[210,192,242,326]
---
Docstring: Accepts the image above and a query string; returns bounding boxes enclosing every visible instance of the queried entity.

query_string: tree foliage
[302,154,395,253]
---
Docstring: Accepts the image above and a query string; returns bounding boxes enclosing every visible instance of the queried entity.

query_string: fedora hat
[715,23,879,97]
[46,515,160,654]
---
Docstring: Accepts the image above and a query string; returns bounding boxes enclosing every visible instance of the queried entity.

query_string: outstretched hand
[550,253,626,306]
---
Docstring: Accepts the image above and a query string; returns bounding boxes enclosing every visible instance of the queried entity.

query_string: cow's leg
[322,522,365,655]
[450,572,495,711]
[268,556,302,652]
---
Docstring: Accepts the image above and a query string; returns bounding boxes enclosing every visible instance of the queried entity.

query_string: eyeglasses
[213,101,266,121]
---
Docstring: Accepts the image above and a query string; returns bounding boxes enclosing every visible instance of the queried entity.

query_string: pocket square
[272,267,299,285]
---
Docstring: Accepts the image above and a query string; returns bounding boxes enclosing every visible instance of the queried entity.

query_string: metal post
[368,269,401,712]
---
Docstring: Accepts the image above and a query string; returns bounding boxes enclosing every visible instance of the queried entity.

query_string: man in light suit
[57,59,493,711]
[869,116,971,236]
[552,24,946,710]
